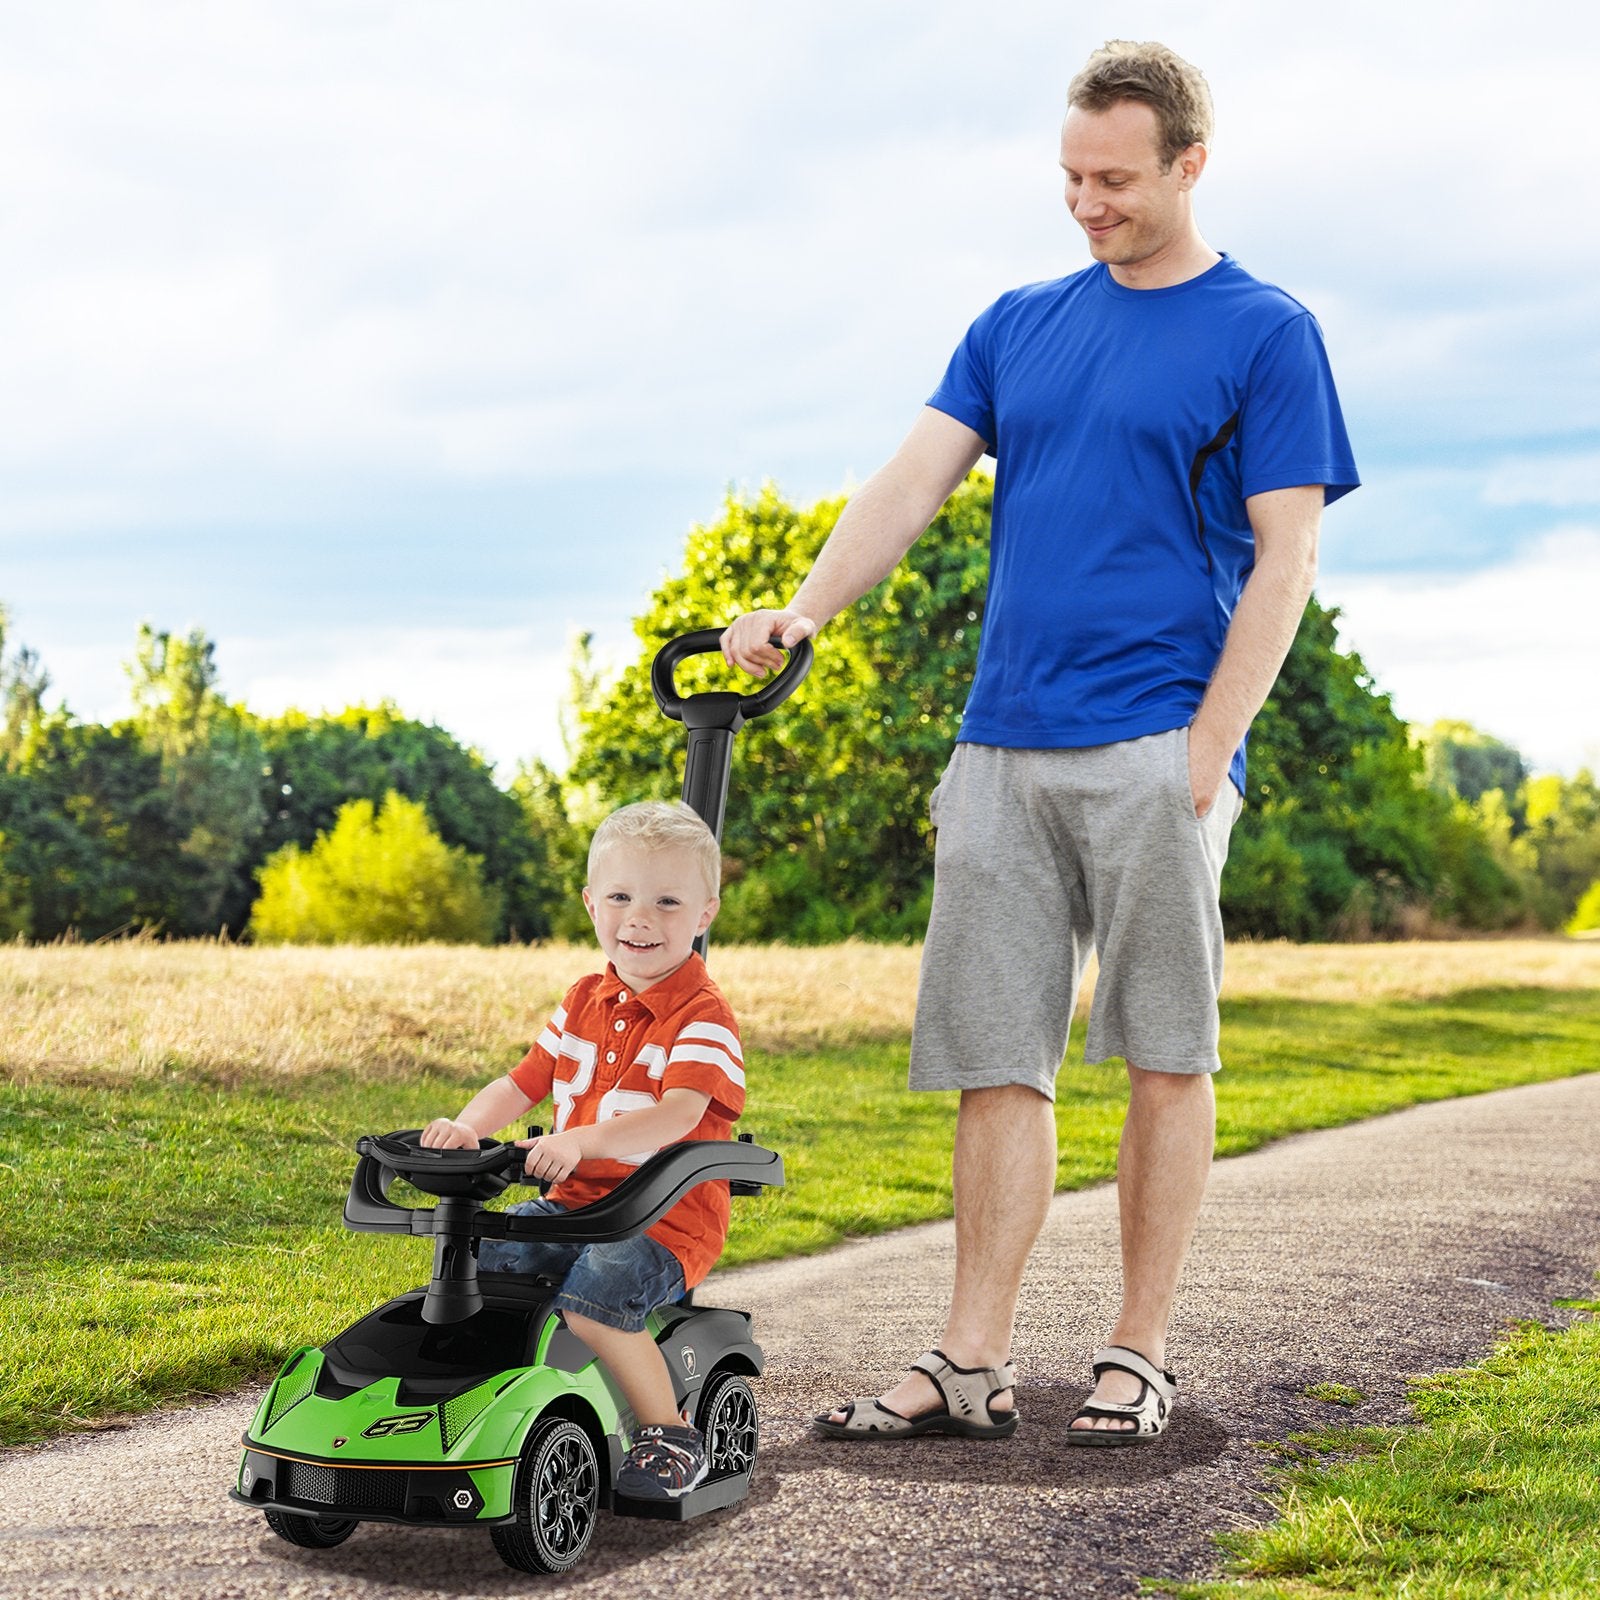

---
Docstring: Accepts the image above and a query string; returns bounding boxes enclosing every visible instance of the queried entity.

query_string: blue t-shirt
[928,253,1359,794]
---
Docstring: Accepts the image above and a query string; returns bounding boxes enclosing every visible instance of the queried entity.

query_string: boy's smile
[583,841,719,993]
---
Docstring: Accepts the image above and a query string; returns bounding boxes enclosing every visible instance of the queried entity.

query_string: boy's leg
[550,1235,708,1497]
[549,1231,686,1416]
[476,1198,581,1278]
[561,1314,682,1427]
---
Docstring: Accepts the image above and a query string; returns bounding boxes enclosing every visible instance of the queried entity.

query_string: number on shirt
[593,1087,661,1165]
[549,1035,597,1134]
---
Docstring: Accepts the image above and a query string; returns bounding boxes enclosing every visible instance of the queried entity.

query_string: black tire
[263,1508,359,1548]
[490,1415,601,1575]
[696,1370,759,1479]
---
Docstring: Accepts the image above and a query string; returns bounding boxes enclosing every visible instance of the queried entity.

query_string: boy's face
[582,841,719,992]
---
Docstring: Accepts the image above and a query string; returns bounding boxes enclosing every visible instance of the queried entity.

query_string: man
[722,40,1357,1445]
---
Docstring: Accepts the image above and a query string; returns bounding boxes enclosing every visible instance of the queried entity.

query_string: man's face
[1059,100,1203,273]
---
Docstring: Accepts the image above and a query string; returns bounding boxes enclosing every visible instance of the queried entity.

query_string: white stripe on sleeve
[533,1004,568,1059]
[678,1020,743,1062]
[667,1042,746,1089]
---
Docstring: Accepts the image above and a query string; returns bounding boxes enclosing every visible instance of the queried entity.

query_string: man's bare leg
[826,1083,1056,1424]
[1070,1063,1215,1432]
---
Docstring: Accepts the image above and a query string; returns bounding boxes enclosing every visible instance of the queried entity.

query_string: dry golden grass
[1,937,1595,1085]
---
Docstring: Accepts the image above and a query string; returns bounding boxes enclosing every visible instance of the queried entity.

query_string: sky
[3,0,1598,781]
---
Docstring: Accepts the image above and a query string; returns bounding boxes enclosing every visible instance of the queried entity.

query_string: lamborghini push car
[231,1129,784,1573]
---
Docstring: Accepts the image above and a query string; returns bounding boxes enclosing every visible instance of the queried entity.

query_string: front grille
[281,1460,409,1516]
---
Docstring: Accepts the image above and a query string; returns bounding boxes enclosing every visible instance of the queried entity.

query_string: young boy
[420,800,744,1500]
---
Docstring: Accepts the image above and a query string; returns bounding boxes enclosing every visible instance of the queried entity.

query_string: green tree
[1419,719,1529,806]
[0,832,27,939]
[1518,770,1600,922]
[253,704,545,939]
[1568,878,1600,935]
[0,604,51,770]
[123,625,267,934]
[251,789,500,944]
[508,757,591,939]
[569,479,989,941]
[0,719,185,940]
[568,487,1523,942]
[1231,601,1525,936]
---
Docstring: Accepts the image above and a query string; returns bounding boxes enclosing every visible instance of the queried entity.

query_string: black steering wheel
[356,1129,536,1200]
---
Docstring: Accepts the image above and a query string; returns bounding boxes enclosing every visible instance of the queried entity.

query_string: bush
[1567,879,1600,936]
[250,790,500,944]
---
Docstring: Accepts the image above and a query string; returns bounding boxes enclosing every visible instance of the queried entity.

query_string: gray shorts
[909,730,1242,1095]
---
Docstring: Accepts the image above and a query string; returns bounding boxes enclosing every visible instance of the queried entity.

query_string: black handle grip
[651,628,813,723]
[516,1124,553,1193]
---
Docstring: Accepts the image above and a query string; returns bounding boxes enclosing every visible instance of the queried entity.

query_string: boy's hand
[420,1117,481,1149]
[516,1129,584,1184]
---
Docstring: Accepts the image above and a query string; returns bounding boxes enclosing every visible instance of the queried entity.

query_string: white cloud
[227,623,633,779]
[1320,526,1600,776]
[1484,453,1600,510]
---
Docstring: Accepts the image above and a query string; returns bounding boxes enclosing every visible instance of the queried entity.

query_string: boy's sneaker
[616,1424,709,1500]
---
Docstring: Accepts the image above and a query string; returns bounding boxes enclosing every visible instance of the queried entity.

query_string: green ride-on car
[231,1128,783,1574]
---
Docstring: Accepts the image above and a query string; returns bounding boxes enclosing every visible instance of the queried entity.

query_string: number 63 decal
[362,1413,434,1438]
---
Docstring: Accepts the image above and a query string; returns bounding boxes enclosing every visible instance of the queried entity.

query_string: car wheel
[696,1370,759,1478]
[263,1508,359,1547]
[490,1415,600,1575]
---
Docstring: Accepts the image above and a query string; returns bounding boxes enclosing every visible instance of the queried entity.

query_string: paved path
[4,1074,1599,1600]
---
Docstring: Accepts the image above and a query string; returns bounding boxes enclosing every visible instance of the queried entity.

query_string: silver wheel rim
[534,1430,597,1558]
[706,1382,758,1474]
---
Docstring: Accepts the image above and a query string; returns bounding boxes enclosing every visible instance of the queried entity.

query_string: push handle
[651,628,813,724]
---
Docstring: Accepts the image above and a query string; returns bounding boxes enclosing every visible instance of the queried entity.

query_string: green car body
[233,1280,763,1532]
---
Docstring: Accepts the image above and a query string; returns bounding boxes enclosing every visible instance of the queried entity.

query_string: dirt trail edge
[4,1073,1598,1600]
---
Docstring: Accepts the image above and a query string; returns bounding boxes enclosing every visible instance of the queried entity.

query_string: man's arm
[721,407,988,676]
[1186,483,1324,817]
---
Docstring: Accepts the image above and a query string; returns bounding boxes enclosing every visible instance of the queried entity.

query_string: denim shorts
[476,1198,686,1332]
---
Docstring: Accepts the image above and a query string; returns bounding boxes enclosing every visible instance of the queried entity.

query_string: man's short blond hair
[587,801,721,900]
[1067,40,1214,169]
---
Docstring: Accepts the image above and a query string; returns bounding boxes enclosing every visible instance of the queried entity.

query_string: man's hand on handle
[720,611,818,677]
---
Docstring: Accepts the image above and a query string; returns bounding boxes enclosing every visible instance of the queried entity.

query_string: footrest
[612,1469,751,1521]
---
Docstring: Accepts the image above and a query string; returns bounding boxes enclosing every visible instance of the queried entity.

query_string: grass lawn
[2,940,1597,1450]
[1158,1303,1600,1600]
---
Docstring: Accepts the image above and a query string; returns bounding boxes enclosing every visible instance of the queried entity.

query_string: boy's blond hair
[587,801,722,900]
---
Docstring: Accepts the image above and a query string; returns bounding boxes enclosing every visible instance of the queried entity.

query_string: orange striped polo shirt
[508,952,744,1288]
